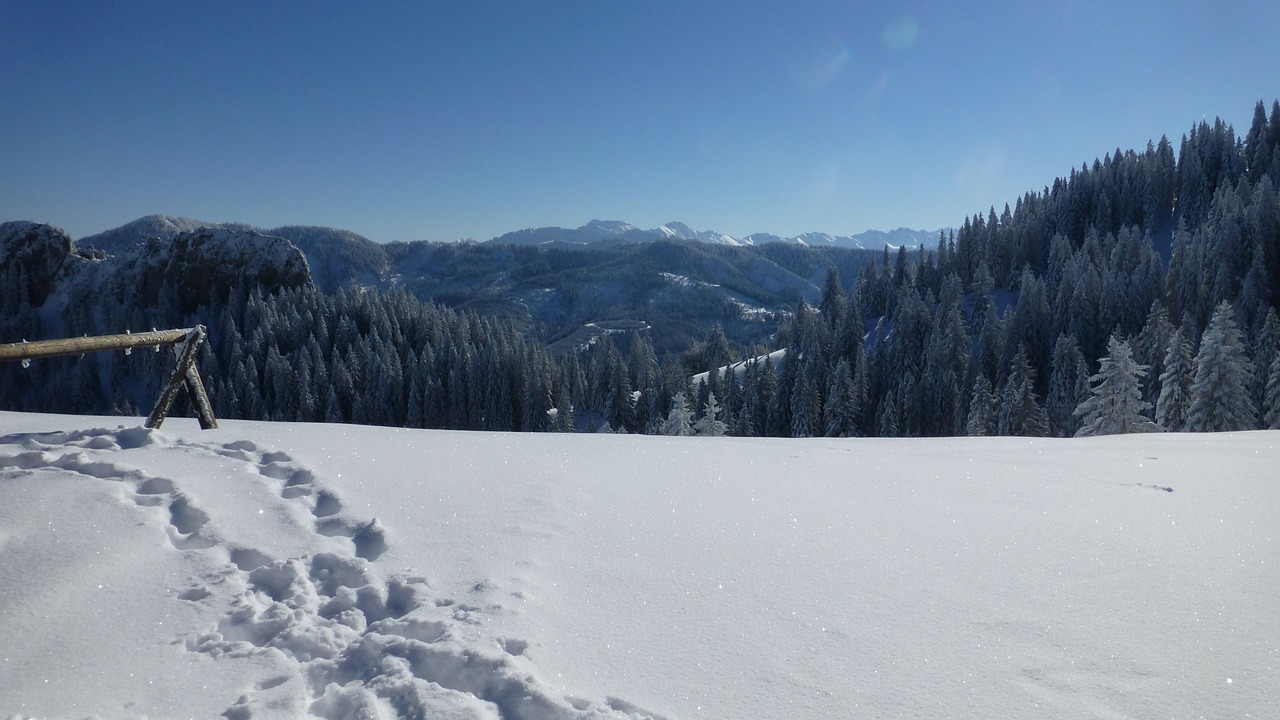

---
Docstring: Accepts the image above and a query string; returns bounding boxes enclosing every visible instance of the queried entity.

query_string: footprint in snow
[4,427,657,720]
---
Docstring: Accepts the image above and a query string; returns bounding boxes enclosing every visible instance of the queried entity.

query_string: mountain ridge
[71,214,944,253]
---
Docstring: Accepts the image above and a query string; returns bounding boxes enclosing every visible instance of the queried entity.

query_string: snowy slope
[0,412,1276,719]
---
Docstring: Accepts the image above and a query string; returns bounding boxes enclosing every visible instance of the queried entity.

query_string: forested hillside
[765,101,1280,437]
[77,217,883,356]
[3,101,1279,437]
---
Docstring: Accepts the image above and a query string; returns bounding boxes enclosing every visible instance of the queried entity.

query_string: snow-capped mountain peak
[658,221,698,239]
[653,222,742,246]
[581,219,639,236]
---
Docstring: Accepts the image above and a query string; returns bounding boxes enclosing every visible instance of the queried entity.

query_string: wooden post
[0,326,219,430]
[145,326,218,430]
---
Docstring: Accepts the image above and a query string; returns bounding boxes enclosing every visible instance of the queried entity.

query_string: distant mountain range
[78,215,944,252]
[493,219,944,250]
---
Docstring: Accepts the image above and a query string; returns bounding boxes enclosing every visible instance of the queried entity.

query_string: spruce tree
[758,356,782,436]
[965,375,997,436]
[662,392,695,436]
[790,364,819,438]
[818,268,846,331]
[768,353,796,437]
[1187,301,1257,432]
[1155,329,1194,431]
[875,393,899,437]
[1250,308,1280,415]
[1264,353,1280,430]
[997,346,1050,437]
[324,386,343,424]
[970,302,1005,387]
[851,348,871,437]
[555,381,575,432]
[1134,302,1174,405]
[702,324,733,375]
[823,358,857,437]
[694,392,728,437]
[1046,335,1089,437]
[1074,337,1160,436]
[738,360,760,437]
[1069,263,1105,363]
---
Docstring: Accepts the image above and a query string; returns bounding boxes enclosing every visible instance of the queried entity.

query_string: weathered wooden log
[182,364,218,430]
[0,329,192,362]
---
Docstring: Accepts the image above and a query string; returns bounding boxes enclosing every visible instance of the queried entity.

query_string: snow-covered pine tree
[1046,334,1089,437]
[1250,308,1280,416]
[1068,262,1105,362]
[694,391,728,437]
[1263,352,1280,430]
[823,358,856,437]
[965,374,997,436]
[875,393,899,437]
[1186,301,1257,432]
[997,346,1050,437]
[662,391,695,436]
[605,352,635,433]
[324,386,343,424]
[1074,336,1161,436]
[702,323,733,375]
[1007,266,1052,376]
[789,363,818,438]
[553,381,575,432]
[818,268,846,331]
[1134,302,1174,405]
[1155,328,1194,431]
[970,300,1005,387]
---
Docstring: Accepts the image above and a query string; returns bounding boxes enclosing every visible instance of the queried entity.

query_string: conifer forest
[3,101,1280,439]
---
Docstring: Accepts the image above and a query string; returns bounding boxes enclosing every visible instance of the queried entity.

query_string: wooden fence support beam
[182,363,218,430]
[145,326,217,430]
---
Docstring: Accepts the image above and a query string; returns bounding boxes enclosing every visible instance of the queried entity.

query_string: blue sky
[2,1,1277,243]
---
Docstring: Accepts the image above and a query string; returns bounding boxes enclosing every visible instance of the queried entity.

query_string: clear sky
[2,1,1277,243]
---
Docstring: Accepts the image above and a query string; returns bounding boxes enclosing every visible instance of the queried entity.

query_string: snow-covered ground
[1,412,1275,719]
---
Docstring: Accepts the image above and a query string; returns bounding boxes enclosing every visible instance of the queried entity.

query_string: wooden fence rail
[0,326,218,430]
[0,329,192,362]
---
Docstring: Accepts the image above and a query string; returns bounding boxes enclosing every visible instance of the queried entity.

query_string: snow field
[0,413,1276,719]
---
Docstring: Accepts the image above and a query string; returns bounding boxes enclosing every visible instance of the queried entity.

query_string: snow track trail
[0,426,662,720]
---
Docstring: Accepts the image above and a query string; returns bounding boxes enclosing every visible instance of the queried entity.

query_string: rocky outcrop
[109,227,313,311]
[80,216,377,295]
[2,220,313,316]
[0,222,78,306]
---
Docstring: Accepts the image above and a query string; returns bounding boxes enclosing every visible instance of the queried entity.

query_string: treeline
[0,280,574,432]
[712,100,1280,437]
[2,101,1279,437]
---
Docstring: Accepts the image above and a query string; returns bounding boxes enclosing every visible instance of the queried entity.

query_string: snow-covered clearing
[0,412,1275,719]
